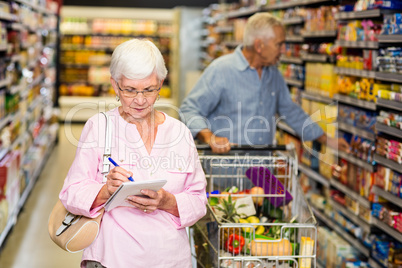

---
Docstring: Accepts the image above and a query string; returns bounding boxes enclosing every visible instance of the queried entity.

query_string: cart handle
[196,144,294,151]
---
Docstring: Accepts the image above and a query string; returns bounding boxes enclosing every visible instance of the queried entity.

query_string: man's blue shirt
[179,45,324,145]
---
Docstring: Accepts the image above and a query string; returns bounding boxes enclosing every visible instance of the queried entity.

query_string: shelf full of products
[0,0,60,250]
[58,7,176,122]
[200,0,402,267]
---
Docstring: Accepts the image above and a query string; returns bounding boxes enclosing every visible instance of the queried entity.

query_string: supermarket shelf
[311,206,370,257]
[264,0,336,10]
[335,40,378,49]
[375,72,402,83]
[285,36,304,42]
[61,44,116,51]
[226,6,260,18]
[369,258,385,268]
[0,12,16,21]
[298,163,330,187]
[62,32,171,38]
[280,56,303,64]
[214,26,233,33]
[282,16,304,25]
[277,121,297,136]
[329,199,371,233]
[0,128,56,249]
[302,30,337,38]
[336,150,375,173]
[334,9,382,20]
[375,122,402,138]
[376,98,402,112]
[301,53,328,62]
[378,35,402,43]
[61,63,109,68]
[337,122,375,141]
[284,78,304,87]
[333,94,376,110]
[372,217,402,243]
[372,186,402,209]
[374,154,402,174]
[330,178,371,207]
[334,67,376,79]
[301,91,333,104]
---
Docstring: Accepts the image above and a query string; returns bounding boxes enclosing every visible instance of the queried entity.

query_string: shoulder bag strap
[100,112,112,183]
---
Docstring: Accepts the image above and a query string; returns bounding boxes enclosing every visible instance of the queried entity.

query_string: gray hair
[110,38,168,82]
[243,13,283,47]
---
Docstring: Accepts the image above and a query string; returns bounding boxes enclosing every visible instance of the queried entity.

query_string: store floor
[0,124,85,268]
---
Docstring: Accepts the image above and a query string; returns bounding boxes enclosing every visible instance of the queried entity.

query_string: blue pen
[108,157,135,182]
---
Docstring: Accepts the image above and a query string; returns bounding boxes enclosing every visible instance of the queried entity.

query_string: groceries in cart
[201,152,317,268]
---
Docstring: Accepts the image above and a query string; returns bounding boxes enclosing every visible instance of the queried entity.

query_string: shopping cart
[192,145,317,268]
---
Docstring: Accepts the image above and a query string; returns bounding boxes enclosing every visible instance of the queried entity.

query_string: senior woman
[59,39,207,268]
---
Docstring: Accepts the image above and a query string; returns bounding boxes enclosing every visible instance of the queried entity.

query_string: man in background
[180,12,349,154]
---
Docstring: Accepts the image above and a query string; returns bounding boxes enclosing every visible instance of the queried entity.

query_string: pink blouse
[60,108,207,267]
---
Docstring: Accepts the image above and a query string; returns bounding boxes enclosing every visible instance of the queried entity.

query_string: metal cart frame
[193,145,317,268]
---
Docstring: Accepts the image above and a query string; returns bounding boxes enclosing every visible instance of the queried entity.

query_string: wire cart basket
[192,145,317,268]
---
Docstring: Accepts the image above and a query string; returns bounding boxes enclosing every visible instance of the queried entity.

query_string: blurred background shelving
[199,0,402,267]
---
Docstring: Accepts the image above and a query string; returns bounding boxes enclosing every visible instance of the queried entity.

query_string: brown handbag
[48,112,111,252]
[48,200,104,252]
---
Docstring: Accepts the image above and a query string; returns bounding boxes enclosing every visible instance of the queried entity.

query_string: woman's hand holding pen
[106,166,134,196]
[126,188,179,217]
[91,166,134,209]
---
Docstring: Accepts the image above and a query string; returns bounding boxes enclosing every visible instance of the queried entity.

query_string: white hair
[110,38,168,82]
[243,12,283,47]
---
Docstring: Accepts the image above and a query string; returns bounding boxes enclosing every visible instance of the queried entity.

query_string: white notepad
[104,179,167,211]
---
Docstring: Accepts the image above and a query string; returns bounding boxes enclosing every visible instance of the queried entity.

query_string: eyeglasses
[116,82,160,98]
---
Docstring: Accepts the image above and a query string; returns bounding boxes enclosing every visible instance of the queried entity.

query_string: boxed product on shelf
[359,202,372,223]
[301,141,321,171]
[374,164,394,192]
[309,193,326,210]
[317,226,332,266]
[337,19,382,42]
[336,75,384,102]
[0,22,6,46]
[340,131,376,163]
[278,63,305,81]
[345,195,359,214]
[377,110,402,130]
[332,158,349,185]
[376,135,402,164]
[372,202,402,231]
[376,47,402,74]
[372,234,402,267]
[338,104,376,133]
[0,151,21,219]
[305,63,338,97]
[299,172,312,194]
[326,231,359,267]
[382,13,402,35]
[319,145,336,180]
[0,193,8,235]
[303,6,338,33]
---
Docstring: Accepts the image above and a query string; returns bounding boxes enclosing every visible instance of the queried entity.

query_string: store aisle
[0,124,85,268]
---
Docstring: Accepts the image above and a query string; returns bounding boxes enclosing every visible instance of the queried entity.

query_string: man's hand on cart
[196,129,232,154]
